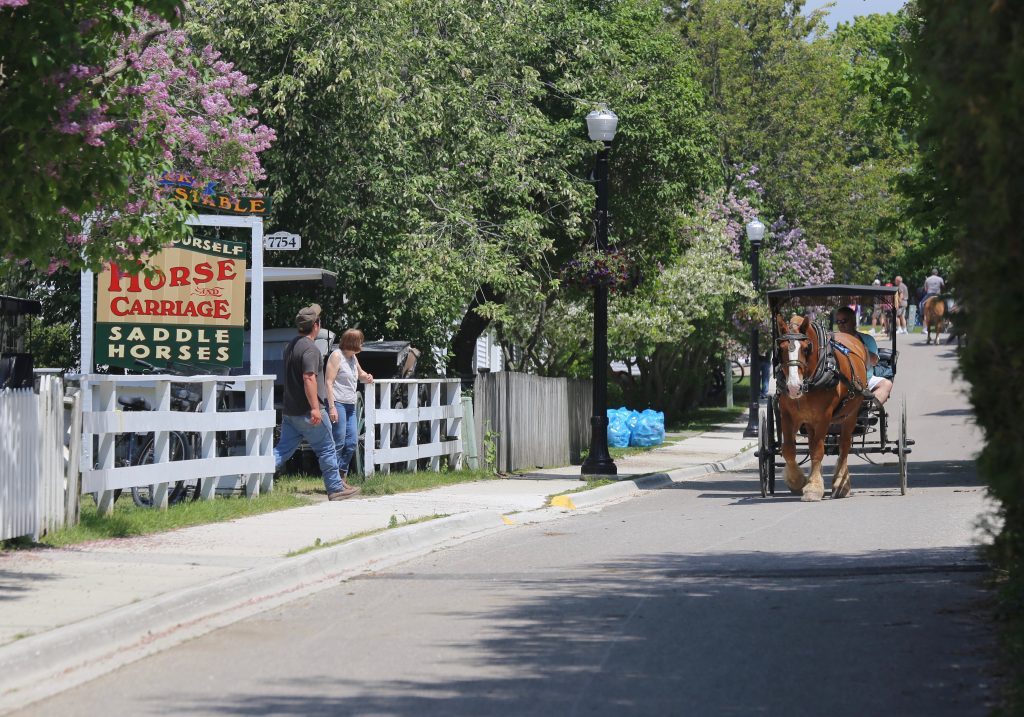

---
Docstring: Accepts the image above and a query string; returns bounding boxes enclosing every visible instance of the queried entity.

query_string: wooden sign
[95,236,247,369]
[158,171,271,216]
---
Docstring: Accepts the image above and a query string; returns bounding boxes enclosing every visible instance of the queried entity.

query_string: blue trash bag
[607,407,630,423]
[607,415,631,448]
[630,415,665,447]
[624,410,642,432]
[640,408,665,429]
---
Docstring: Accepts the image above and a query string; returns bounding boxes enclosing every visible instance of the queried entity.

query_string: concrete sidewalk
[0,417,755,713]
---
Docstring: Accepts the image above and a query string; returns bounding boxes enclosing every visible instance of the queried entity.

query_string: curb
[0,510,509,714]
[667,446,758,481]
[548,473,673,510]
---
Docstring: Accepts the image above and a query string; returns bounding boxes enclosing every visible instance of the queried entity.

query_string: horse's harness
[776,320,874,412]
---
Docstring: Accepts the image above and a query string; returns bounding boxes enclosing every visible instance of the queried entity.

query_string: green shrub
[911,1,1024,708]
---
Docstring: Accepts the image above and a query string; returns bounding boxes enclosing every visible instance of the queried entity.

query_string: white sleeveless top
[331,350,359,405]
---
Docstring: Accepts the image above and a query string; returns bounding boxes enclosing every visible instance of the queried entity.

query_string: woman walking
[326,328,374,488]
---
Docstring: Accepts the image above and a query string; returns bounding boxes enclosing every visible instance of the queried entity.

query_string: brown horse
[923,296,946,345]
[775,315,871,501]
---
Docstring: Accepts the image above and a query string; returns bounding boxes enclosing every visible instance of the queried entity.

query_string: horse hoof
[801,488,823,502]
[832,485,851,499]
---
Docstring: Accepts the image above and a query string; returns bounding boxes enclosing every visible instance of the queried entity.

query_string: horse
[775,315,871,502]
[923,295,947,345]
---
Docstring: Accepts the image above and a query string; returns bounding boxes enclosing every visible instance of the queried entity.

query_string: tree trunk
[448,285,503,379]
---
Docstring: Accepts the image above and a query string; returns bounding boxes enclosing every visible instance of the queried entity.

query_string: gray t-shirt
[897,283,909,307]
[924,275,945,294]
[282,335,326,416]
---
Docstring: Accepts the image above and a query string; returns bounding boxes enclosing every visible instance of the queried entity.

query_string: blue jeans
[332,402,358,477]
[273,410,342,494]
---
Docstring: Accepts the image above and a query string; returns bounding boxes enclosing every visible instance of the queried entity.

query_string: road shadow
[925,408,973,417]
[671,458,980,503]
[165,545,998,717]
[0,568,58,602]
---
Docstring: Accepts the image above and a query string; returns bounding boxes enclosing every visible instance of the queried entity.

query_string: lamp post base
[581,457,618,477]
[581,416,617,477]
[743,399,760,438]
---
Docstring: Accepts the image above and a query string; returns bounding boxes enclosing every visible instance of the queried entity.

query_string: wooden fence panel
[567,378,593,465]
[472,372,591,473]
[361,379,463,477]
[79,374,276,512]
[37,375,65,536]
[0,388,38,540]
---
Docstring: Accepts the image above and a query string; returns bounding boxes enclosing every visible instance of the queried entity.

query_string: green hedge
[911,1,1024,707]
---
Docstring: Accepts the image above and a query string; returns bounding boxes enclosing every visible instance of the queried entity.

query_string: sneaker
[328,485,360,501]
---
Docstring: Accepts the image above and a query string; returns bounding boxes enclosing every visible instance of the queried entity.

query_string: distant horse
[923,296,947,345]
[775,315,871,502]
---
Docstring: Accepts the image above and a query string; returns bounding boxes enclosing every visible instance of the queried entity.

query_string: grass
[549,479,614,501]
[285,513,448,557]
[275,467,499,498]
[0,466,501,552]
[669,404,746,435]
[26,492,313,549]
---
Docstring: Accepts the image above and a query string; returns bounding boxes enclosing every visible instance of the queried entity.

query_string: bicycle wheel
[132,432,191,507]
[732,359,746,385]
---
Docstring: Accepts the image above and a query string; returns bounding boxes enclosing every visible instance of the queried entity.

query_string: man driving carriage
[835,306,893,406]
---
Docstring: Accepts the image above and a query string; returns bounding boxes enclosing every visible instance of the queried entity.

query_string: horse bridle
[776,330,810,374]
[776,320,873,401]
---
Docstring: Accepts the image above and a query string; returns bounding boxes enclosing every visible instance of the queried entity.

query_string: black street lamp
[581,105,618,477]
[743,217,766,439]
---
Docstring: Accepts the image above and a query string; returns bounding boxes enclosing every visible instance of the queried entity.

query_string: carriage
[755,284,914,499]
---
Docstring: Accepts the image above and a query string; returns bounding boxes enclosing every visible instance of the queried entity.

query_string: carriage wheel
[898,395,908,495]
[757,405,769,498]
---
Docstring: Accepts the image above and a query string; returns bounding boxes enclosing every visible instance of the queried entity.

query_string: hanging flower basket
[561,246,641,295]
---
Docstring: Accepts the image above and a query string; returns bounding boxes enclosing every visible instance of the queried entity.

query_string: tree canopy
[0,1,273,270]
[187,0,717,369]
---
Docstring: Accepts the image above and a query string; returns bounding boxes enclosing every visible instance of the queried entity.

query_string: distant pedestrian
[326,329,374,487]
[869,279,883,334]
[880,283,895,335]
[894,275,909,334]
[272,304,359,501]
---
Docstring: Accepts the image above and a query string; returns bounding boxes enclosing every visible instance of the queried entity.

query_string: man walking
[894,275,909,334]
[273,303,359,500]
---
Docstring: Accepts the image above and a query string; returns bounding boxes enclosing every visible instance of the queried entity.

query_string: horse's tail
[926,295,946,319]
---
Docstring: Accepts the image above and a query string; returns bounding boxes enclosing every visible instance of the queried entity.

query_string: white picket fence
[80,374,276,513]
[363,379,464,476]
[0,375,66,541]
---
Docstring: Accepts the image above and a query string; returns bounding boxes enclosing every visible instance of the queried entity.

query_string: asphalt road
[20,334,998,716]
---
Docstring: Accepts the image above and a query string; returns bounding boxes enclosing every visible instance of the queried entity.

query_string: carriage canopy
[767,284,898,312]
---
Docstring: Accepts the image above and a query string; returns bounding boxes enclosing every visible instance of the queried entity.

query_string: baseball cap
[872,279,881,285]
[295,303,322,332]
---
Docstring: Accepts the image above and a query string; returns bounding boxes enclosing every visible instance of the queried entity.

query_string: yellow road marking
[550,495,576,510]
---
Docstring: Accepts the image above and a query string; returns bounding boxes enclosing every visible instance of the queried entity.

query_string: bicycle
[93,361,235,507]
[129,360,238,506]
[704,357,747,401]
[91,388,192,507]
